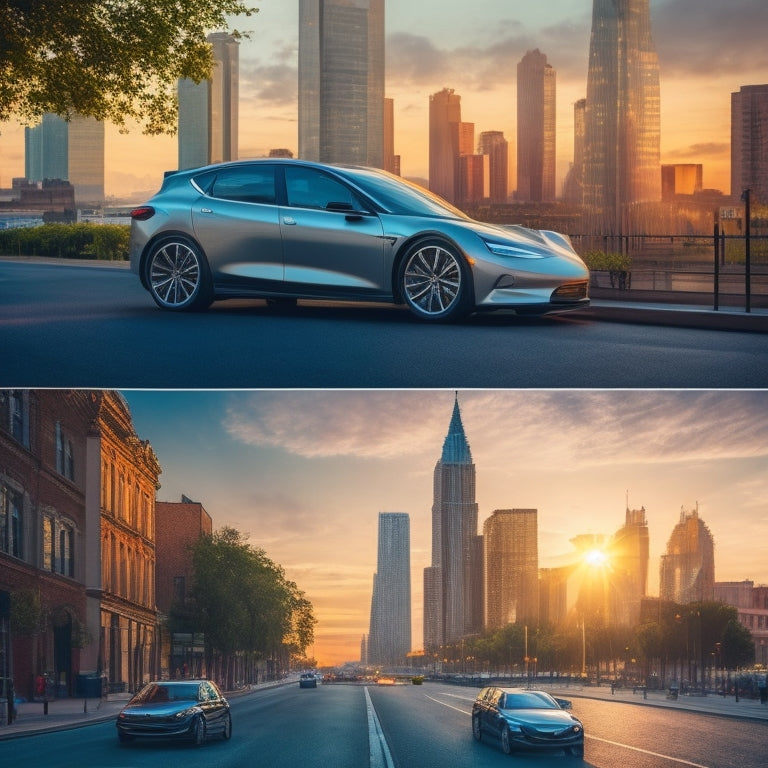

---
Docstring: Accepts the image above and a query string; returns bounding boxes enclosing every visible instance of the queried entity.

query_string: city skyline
[1,0,766,199]
[119,389,768,666]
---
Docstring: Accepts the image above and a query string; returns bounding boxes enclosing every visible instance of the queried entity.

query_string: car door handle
[200,208,212,213]
[282,216,296,225]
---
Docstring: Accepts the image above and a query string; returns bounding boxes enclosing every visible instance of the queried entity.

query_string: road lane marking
[423,693,471,715]
[365,687,395,768]
[587,735,710,768]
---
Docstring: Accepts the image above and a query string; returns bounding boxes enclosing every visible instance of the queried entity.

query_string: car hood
[501,708,581,729]
[120,701,200,717]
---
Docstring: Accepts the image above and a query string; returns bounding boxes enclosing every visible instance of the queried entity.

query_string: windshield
[501,692,558,710]
[131,682,200,704]
[340,167,471,220]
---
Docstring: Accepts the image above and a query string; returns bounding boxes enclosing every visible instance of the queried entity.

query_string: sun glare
[584,548,608,567]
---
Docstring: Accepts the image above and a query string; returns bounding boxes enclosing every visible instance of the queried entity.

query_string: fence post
[742,189,751,313]
[713,222,720,311]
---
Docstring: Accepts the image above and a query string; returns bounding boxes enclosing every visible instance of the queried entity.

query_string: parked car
[129,159,589,321]
[299,672,318,688]
[471,687,584,758]
[116,679,231,745]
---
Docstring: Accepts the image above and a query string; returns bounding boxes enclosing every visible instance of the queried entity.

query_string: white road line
[423,693,471,715]
[365,686,395,768]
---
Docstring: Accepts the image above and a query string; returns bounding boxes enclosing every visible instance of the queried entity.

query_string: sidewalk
[551,684,768,723]
[0,678,295,741]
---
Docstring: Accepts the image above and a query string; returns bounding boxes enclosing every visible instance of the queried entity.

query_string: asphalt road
[1,260,766,388]
[1,683,765,768]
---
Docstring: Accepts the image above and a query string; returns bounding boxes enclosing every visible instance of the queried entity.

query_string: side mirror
[555,698,572,710]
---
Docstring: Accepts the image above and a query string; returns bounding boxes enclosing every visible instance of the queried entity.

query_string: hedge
[0,223,130,261]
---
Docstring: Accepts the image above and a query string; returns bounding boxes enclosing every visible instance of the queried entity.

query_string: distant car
[116,679,231,745]
[471,687,584,758]
[129,159,589,321]
[299,672,318,688]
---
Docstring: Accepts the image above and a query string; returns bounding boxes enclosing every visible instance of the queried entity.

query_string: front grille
[551,281,589,302]
[521,725,578,742]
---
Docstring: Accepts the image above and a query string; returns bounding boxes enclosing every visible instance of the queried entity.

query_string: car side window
[209,166,277,204]
[284,166,364,211]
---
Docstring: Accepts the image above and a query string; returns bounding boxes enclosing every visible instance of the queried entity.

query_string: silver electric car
[129,159,589,322]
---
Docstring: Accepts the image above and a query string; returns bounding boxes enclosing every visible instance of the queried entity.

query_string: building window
[0,484,24,559]
[43,513,75,577]
[55,421,75,481]
[8,391,30,447]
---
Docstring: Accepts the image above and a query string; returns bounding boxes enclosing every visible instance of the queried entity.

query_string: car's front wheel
[472,713,482,741]
[145,237,213,311]
[569,744,584,759]
[399,239,473,322]
[192,715,206,746]
[500,724,513,755]
[222,712,232,740]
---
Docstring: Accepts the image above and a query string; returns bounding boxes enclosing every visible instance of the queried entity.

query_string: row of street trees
[169,527,316,690]
[437,601,754,690]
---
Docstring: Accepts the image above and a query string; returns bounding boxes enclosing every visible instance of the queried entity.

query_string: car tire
[145,237,214,311]
[222,712,232,740]
[472,713,482,741]
[398,239,473,322]
[569,744,584,758]
[192,715,206,746]
[500,724,513,755]
[117,731,133,744]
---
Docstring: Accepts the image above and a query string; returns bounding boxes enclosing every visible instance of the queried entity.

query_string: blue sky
[122,389,768,664]
[2,0,767,197]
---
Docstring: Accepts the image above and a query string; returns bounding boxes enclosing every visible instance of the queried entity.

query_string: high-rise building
[563,98,586,206]
[731,84,768,203]
[383,97,400,175]
[609,505,649,625]
[298,0,384,167]
[429,88,462,203]
[662,164,704,200]
[484,509,539,631]
[367,512,411,666]
[24,113,105,204]
[659,504,715,604]
[423,395,483,652]
[478,130,509,203]
[583,0,661,231]
[178,32,239,170]
[516,49,556,202]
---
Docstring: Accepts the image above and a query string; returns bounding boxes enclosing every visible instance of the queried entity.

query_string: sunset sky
[2,0,768,199]
[121,389,768,667]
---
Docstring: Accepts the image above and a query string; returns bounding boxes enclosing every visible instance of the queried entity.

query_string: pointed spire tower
[424,394,483,653]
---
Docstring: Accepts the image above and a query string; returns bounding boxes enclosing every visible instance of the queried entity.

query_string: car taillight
[130,206,155,221]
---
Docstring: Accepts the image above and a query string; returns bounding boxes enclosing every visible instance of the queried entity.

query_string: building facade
[298,0,384,167]
[517,49,556,202]
[178,32,239,170]
[429,88,462,203]
[478,131,509,203]
[583,0,661,232]
[731,84,768,204]
[659,505,715,604]
[484,509,539,631]
[24,114,105,205]
[423,396,482,652]
[367,512,411,667]
[609,505,649,626]
[563,98,586,206]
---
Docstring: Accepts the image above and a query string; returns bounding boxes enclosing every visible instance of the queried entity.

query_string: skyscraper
[583,0,661,231]
[423,395,482,652]
[178,32,239,170]
[563,98,586,206]
[517,49,556,202]
[367,512,411,666]
[609,504,649,625]
[659,504,715,604]
[429,88,462,203]
[24,113,105,204]
[298,0,384,167]
[484,509,539,631]
[731,84,768,203]
[478,130,509,203]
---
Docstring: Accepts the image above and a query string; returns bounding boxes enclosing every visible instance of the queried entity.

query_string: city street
[1,681,767,768]
[1,259,766,388]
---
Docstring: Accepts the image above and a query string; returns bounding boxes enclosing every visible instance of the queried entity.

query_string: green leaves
[0,0,258,133]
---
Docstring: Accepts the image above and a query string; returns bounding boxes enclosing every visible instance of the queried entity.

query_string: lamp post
[742,188,751,313]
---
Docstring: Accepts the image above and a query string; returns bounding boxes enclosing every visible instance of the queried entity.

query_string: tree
[0,0,258,133]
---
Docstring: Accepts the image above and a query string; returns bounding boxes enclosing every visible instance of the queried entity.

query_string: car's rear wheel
[500,724,513,755]
[222,712,232,740]
[472,713,482,741]
[399,239,473,322]
[192,715,206,746]
[145,237,213,311]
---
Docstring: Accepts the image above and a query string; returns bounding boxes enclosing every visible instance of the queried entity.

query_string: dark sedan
[116,679,231,745]
[472,687,584,758]
[129,159,589,321]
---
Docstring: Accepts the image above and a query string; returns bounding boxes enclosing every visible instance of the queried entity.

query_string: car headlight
[483,241,549,259]
[175,707,198,719]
